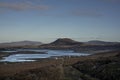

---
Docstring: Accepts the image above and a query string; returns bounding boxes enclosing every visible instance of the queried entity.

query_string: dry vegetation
[0,50,120,80]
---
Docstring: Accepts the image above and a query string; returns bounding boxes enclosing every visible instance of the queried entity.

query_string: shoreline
[0,50,120,80]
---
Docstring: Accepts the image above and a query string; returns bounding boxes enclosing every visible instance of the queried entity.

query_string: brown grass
[0,50,120,80]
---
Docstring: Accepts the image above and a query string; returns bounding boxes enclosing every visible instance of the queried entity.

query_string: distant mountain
[0,41,43,48]
[50,38,83,46]
[39,38,83,49]
[85,40,120,45]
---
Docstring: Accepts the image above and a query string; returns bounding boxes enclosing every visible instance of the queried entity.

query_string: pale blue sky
[0,0,120,43]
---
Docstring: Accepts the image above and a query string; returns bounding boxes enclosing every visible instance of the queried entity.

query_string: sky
[0,0,120,43]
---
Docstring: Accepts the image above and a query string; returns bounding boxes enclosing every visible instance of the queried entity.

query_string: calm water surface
[0,49,89,62]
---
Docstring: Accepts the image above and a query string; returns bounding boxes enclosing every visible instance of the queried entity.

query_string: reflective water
[0,49,89,62]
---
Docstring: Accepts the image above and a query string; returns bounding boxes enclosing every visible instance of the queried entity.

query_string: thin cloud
[71,9,103,17]
[0,2,49,11]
